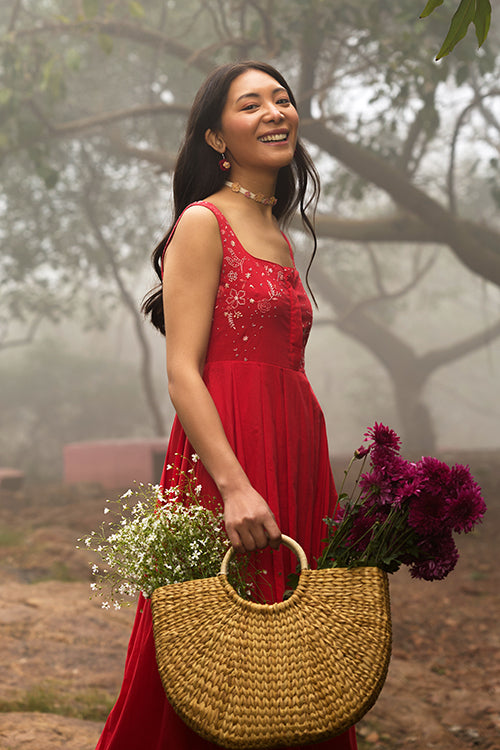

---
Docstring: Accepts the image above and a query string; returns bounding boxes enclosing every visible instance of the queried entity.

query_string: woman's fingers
[226,526,245,554]
[264,516,282,550]
[223,487,282,554]
[226,514,281,554]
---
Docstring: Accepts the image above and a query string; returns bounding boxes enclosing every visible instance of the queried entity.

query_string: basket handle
[220,534,309,575]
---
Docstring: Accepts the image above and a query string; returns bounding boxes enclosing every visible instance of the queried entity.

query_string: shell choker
[225,181,277,207]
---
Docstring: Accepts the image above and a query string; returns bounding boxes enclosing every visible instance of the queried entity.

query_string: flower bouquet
[79,455,248,608]
[316,423,486,581]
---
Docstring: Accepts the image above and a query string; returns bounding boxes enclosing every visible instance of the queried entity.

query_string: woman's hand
[222,484,281,554]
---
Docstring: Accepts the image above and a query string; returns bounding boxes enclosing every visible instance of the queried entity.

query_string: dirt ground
[0,450,498,750]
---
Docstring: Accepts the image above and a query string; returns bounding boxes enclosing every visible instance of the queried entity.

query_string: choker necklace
[225,180,277,206]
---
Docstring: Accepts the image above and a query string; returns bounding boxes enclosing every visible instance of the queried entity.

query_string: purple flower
[419,456,452,493]
[364,422,401,452]
[406,456,452,534]
[368,432,405,476]
[359,467,394,505]
[393,461,421,505]
[410,533,459,581]
[331,504,345,524]
[354,445,370,459]
[445,465,485,533]
[408,491,448,535]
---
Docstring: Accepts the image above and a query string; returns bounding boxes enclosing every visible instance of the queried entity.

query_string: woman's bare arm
[162,205,281,554]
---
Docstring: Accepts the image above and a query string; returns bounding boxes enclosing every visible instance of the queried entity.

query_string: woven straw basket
[151,535,392,749]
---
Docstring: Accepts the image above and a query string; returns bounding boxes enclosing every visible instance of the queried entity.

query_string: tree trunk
[392,377,437,456]
[83,189,166,436]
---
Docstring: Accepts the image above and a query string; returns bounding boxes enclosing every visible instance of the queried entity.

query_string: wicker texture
[151,538,392,749]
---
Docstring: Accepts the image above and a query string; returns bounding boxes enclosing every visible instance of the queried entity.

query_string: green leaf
[474,0,491,47]
[40,59,65,100]
[65,48,82,72]
[40,58,54,92]
[128,1,145,18]
[98,33,114,55]
[420,0,444,19]
[436,0,476,60]
[83,0,100,18]
[0,88,12,106]
[35,162,59,189]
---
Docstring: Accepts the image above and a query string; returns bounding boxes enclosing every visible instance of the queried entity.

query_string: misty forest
[1,0,499,474]
[1,3,500,750]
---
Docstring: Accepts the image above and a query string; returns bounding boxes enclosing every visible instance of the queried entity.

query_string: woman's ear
[205,128,226,154]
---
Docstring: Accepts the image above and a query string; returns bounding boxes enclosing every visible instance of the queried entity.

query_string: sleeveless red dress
[95,202,358,750]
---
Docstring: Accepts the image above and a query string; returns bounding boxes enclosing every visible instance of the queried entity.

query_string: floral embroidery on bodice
[196,201,313,372]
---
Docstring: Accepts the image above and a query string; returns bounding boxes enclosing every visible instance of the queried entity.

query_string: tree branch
[7,0,23,32]
[245,0,279,56]
[29,100,190,137]
[0,316,41,352]
[301,118,500,286]
[334,250,436,324]
[11,18,214,72]
[446,89,500,213]
[396,92,438,176]
[297,2,324,117]
[447,94,479,215]
[294,211,494,248]
[106,129,176,171]
[422,317,500,372]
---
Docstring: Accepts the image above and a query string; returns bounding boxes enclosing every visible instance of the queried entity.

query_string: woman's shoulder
[173,201,222,238]
[179,200,220,223]
[166,202,223,264]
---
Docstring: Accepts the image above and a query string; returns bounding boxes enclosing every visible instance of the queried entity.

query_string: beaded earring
[218,153,231,171]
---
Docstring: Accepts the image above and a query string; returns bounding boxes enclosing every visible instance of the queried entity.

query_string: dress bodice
[196,201,313,372]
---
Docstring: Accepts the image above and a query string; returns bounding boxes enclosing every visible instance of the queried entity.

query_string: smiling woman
[96,62,357,750]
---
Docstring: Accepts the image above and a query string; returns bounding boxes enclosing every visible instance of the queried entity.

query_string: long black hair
[142,60,320,334]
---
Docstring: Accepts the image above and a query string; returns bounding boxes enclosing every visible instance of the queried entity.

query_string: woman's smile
[257,129,290,143]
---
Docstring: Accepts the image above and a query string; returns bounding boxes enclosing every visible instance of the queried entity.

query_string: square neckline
[199,200,298,272]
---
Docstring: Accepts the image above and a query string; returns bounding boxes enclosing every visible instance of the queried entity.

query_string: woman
[96,61,358,750]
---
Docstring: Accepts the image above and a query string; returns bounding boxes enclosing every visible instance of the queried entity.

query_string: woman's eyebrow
[235,87,288,104]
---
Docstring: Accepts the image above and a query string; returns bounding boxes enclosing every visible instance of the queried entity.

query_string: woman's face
[214,69,299,172]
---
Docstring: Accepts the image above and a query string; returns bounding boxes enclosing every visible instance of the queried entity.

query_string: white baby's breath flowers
[78,458,250,606]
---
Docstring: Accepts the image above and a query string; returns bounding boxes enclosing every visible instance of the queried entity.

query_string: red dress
[95,201,358,750]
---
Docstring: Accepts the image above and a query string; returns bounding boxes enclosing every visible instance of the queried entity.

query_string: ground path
[0,452,498,749]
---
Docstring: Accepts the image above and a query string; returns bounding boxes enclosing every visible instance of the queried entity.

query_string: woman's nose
[263,104,284,121]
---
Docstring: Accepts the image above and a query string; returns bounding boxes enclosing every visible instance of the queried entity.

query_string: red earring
[218,153,231,171]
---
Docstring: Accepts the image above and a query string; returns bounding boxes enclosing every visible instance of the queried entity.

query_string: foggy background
[1,0,500,481]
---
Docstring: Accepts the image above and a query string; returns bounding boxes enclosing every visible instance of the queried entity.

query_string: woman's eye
[242,103,258,111]
[277,98,290,105]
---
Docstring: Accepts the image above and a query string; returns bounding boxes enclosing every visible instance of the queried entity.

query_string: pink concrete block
[63,438,168,489]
